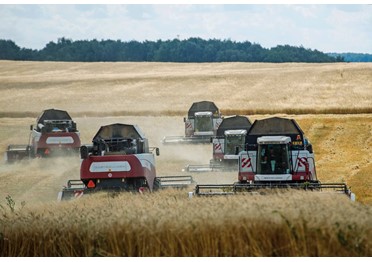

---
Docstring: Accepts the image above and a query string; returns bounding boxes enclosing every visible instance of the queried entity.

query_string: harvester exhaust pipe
[80,145,93,159]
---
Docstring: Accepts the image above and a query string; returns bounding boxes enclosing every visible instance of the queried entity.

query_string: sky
[0,2,371,53]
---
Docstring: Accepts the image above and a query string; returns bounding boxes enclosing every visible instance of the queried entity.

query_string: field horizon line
[0,107,372,119]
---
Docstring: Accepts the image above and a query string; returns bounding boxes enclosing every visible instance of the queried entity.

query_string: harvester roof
[246,117,305,145]
[36,109,73,124]
[188,101,219,117]
[217,115,252,136]
[92,123,145,141]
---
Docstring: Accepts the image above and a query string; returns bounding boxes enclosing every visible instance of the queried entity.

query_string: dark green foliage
[0,39,21,60]
[0,37,345,63]
[266,45,340,63]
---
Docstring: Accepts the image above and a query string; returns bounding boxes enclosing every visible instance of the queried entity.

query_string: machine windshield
[195,115,213,132]
[257,144,291,174]
[225,135,245,155]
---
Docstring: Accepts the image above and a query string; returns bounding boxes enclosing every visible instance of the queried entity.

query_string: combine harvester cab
[184,115,252,172]
[6,109,81,163]
[195,117,354,200]
[59,123,194,201]
[238,117,317,184]
[162,101,223,144]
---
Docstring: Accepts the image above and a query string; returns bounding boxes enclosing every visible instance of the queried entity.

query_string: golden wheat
[1,189,371,256]
[0,61,371,116]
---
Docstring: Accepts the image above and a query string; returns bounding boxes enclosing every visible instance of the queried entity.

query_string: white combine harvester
[194,117,355,200]
[184,115,252,172]
[162,101,223,144]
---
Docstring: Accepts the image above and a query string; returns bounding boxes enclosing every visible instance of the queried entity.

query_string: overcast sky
[0,3,371,53]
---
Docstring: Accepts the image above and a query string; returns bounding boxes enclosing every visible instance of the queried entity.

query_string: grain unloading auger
[184,115,252,172]
[58,123,194,201]
[162,101,223,144]
[5,109,81,163]
[192,117,355,201]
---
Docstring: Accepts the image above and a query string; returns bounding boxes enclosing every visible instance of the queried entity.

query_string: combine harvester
[184,115,252,172]
[59,123,194,200]
[194,117,354,200]
[5,109,81,163]
[162,101,223,144]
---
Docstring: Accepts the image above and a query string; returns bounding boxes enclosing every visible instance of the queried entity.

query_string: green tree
[0,39,20,60]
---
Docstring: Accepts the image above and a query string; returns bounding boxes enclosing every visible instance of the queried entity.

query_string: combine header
[5,109,81,163]
[162,101,223,144]
[59,123,193,200]
[194,117,354,200]
[184,115,252,172]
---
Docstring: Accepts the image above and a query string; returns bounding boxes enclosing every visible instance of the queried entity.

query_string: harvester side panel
[291,150,315,181]
[136,153,157,191]
[212,138,225,160]
[185,119,194,137]
[213,118,223,133]
[239,151,257,172]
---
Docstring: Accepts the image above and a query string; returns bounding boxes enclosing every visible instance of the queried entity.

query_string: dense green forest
[0,37,345,63]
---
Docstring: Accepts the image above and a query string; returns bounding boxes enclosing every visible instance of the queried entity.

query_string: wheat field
[0,61,371,256]
[1,189,371,256]
[0,61,371,117]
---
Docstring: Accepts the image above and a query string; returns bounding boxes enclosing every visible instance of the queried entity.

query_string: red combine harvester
[162,101,223,144]
[184,115,252,172]
[59,123,193,200]
[195,117,354,200]
[5,109,81,163]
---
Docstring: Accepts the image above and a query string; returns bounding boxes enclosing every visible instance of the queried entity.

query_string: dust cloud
[0,115,239,206]
[0,156,80,205]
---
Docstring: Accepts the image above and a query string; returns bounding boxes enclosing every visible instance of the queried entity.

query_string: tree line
[0,37,344,63]
[327,52,372,62]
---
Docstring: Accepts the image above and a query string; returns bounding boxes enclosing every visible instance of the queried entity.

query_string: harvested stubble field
[0,61,371,256]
